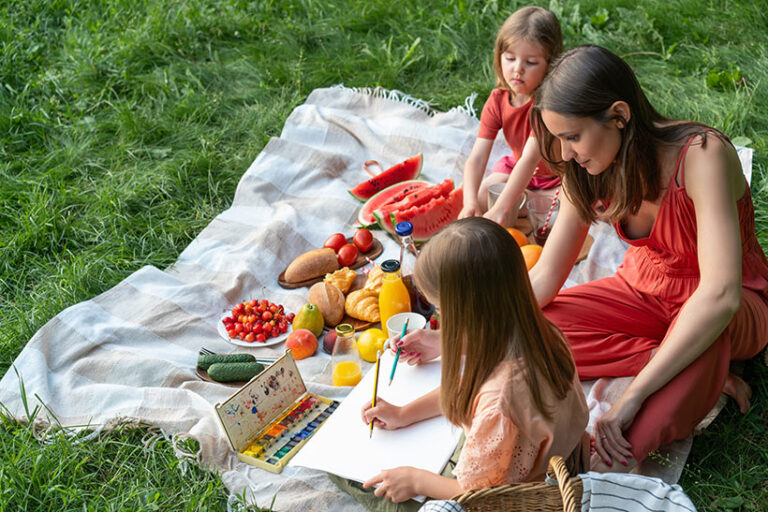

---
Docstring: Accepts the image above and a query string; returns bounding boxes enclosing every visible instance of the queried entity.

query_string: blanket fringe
[332,84,477,119]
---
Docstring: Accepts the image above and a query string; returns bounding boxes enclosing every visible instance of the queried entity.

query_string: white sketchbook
[289,351,462,496]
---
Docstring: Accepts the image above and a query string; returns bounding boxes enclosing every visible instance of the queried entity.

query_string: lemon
[356,328,387,363]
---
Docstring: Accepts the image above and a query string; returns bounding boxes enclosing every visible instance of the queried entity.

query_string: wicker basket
[452,456,582,512]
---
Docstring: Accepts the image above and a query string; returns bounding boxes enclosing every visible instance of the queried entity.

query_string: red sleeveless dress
[543,135,768,461]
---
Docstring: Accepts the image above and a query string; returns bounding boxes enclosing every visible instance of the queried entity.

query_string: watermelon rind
[357,179,431,228]
[348,153,423,201]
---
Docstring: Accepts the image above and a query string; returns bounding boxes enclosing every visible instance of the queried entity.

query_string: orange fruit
[506,227,529,247]
[520,244,543,270]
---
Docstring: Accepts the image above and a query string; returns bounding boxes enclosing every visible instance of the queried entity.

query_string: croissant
[363,265,383,294]
[324,267,357,295]
[345,288,380,323]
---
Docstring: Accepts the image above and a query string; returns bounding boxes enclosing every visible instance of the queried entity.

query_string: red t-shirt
[478,89,559,189]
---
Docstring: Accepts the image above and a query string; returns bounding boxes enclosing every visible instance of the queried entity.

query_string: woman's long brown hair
[531,45,720,223]
[414,217,575,427]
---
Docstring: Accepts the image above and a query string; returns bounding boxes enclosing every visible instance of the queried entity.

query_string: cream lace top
[452,358,588,490]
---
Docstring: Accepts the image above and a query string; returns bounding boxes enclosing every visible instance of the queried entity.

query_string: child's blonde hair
[493,6,563,91]
[414,217,575,427]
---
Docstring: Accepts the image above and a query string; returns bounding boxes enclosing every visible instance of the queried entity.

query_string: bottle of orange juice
[331,324,362,387]
[378,259,411,337]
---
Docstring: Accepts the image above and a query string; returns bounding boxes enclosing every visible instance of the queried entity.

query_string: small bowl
[385,312,427,340]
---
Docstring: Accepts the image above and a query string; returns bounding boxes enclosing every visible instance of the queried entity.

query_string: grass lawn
[1,0,766,510]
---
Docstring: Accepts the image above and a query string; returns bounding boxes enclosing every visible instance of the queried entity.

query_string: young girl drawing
[360,217,588,502]
[459,6,563,226]
[529,45,768,471]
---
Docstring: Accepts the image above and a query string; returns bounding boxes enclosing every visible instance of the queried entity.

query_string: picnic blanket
[0,86,753,511]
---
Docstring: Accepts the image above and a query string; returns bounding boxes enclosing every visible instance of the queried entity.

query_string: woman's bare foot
[723,372,752,413]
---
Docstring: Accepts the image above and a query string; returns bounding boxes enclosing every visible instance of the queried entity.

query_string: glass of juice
[331,323,362,387]
[526,190,559,246]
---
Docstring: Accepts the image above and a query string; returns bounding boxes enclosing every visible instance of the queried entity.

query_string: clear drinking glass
[487,183,527,228]
[526,190,560,245]
[331,324,362,387]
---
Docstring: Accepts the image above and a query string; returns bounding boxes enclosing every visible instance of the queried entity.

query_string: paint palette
[214,350,338,473]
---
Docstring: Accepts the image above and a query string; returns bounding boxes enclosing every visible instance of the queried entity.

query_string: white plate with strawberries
[217,299,295,347]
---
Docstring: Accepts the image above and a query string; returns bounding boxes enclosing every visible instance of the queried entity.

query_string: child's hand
[361,398,408,430]
[388,328,441,365]
[483,205,507,226]
[363,467,420,503]
[459,202,482,219]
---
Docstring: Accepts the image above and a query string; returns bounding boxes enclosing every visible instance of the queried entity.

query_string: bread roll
[284,248,340,283]
[309,282,345,327]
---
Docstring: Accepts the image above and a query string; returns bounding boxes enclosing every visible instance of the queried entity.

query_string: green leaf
[590,8,609,28]
[714,496,745,509]
[731,136,753,147]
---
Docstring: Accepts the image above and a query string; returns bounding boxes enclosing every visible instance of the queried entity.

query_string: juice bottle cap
[381,259,401,273]
[395,221,414,237]
[335,324,354,337]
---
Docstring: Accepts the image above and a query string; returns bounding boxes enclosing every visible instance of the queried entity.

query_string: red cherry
[253,323,263,334]
[256,334,266,343]
[245,333,256,343]
[262,311,273,321]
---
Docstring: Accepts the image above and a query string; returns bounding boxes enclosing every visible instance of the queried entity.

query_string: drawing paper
[290,351,462,493]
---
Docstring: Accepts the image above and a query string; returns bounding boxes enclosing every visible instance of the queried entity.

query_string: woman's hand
[388,328,441,365]
[361,398,409,430]
[363,467,421,502]
[593,392,641,467]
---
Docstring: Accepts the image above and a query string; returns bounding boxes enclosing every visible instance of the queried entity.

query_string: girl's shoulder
[485,88,510,104]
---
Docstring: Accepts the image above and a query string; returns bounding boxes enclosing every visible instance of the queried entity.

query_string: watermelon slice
[357,179,431,228]
[373,179,454,222]
[375,187,464,242]
[349,153,423,201]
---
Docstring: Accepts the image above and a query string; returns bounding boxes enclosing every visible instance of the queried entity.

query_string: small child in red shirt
[459,6,563,226]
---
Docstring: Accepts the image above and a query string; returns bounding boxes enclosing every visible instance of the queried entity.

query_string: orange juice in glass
[331,323,363,387]
[378,259,411,337]
[332,360,362,386]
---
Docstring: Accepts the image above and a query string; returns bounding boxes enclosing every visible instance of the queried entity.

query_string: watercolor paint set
[214,350,339,473]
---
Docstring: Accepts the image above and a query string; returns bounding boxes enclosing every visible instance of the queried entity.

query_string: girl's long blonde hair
[493,6,563,92]
[414,217,575,427]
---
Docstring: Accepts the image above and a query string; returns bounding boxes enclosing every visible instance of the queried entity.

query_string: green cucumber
[207,362,264,383]
[197,353,256,370]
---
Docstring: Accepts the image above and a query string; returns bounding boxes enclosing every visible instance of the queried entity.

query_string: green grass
[1,0,766,509]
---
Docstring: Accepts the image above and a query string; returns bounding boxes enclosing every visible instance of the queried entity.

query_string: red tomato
[353,228,374,253]
[337,243,359,267]
[323,233,347,253]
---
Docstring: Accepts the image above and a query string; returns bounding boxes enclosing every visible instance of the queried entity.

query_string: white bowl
[385,312,427,340]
